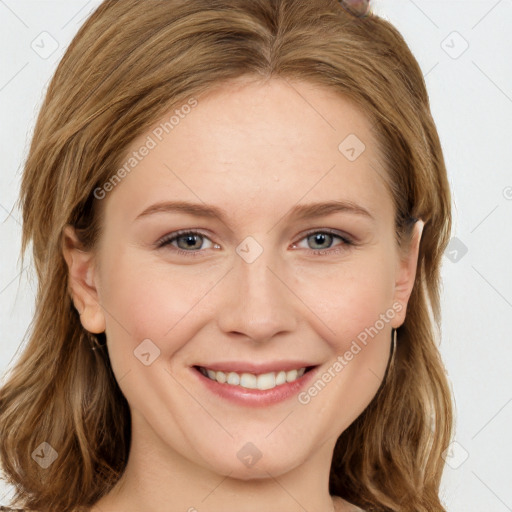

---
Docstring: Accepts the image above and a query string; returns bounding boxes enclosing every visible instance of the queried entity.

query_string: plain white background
[1,1,511,510]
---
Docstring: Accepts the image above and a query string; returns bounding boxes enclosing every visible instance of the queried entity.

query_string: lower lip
[192,366,319,407]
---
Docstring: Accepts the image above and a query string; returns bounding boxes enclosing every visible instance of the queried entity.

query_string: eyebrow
[134,199,376,224]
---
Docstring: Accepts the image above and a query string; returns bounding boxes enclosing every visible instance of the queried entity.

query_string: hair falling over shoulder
[0,1,453,510]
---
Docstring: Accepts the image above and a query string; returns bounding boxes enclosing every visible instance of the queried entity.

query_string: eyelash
[156,228,355,258]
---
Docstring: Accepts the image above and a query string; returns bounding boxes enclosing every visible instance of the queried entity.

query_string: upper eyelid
[156,229,214,247]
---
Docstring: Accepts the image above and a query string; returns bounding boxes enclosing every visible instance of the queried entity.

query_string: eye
[156,230,218,257]
[156,228,355,258]
[291,229,354,255]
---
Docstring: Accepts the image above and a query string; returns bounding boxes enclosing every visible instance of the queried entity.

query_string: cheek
[294,259,396,430]
[295,251,396,351]
[97,245,229,358]
[96,250,225,413]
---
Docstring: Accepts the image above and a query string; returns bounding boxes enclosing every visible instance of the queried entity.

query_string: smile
[198,366,309,391]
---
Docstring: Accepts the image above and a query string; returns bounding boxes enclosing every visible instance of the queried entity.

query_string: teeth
[200,366,308,390]
[275,371,287,386]
[257,372,275,390]
[286,369,297,382]
[240,373,257,389]
[227,372,240,385]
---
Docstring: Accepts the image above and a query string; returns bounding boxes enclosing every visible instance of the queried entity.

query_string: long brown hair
[0,1,453,510]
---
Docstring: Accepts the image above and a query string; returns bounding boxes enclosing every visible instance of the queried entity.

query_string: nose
[216,243,298,343]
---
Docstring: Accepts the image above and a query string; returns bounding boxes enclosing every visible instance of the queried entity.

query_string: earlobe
[62,225,106,334]
[391,219,425,328]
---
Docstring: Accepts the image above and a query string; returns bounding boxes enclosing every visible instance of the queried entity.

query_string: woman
[0,0,453,510]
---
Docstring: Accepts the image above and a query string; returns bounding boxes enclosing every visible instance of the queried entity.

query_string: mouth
[193,365,316,391]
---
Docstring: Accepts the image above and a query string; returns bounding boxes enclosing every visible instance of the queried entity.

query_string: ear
[391,219,425,328]
[61,225,106,334]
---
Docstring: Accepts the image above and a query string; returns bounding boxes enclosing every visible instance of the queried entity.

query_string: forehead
[104,77,393,228]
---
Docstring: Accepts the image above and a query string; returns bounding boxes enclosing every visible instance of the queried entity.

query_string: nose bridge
[216,237,297,341]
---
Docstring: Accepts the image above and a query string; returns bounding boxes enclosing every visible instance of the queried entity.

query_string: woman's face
[65,77,422,479]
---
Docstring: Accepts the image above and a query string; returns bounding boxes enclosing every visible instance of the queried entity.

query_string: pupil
[311,233,331,249]
[180,234,200,249]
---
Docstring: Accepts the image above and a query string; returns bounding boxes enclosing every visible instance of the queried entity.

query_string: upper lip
[194,361,318,374]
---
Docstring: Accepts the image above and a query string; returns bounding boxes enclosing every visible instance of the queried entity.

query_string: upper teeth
[199,367,307,390]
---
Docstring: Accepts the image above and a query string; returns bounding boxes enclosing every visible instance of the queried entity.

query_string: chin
[200,443,306,480]
[215,458,301,481]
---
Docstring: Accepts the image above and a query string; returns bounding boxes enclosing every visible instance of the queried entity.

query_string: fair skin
[63,77,423,512]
